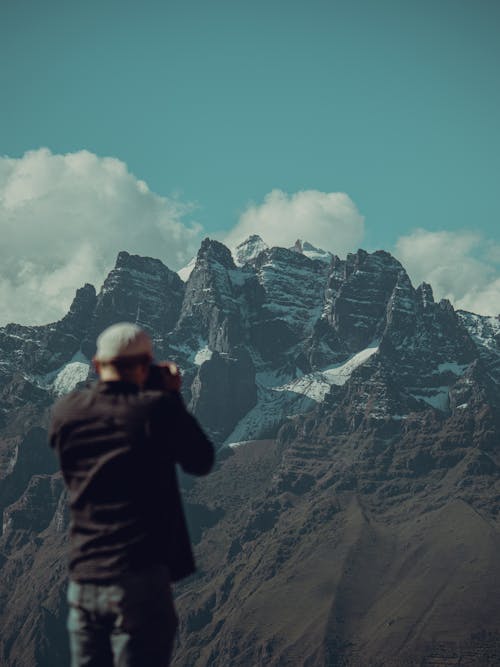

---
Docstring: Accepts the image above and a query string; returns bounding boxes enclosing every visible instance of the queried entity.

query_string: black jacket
[49,380,214,583]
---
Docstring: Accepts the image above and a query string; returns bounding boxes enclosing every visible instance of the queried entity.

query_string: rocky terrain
[0,235,499,666]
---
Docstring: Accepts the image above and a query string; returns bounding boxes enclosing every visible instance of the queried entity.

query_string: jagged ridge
[0,235,499,666]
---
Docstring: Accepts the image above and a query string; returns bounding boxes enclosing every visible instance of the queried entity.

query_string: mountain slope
[0,236,499,666]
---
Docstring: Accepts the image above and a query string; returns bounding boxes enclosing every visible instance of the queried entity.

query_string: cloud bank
[394,229,500,316]
[1,150,496,327]
[0,148,201,326]
[224,189,365,257]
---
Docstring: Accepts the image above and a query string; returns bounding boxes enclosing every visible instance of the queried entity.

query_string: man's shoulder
[51,385,185,423]
[51,383,96,417]
[49,385,97,446]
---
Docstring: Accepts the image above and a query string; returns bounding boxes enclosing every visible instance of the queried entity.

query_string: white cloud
[0,148,202,326]
[394,229,500,316]
[4,151,495,328]
[224,189,365,256]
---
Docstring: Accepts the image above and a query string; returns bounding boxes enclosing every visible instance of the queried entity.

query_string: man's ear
[92,357,101,374]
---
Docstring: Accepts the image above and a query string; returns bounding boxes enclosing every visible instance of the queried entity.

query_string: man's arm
[157,392,215,476]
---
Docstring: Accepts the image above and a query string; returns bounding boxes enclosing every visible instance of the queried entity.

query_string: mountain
[0,237,499,666]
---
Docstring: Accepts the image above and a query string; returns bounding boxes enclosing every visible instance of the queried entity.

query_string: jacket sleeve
[156,392,215,476]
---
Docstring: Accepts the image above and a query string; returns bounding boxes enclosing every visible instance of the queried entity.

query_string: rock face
[0,236,500,666]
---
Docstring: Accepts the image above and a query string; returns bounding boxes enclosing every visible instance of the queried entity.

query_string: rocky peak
[439,297,455,314]
[180,240,238,315]
[251,246,330,353]
[80,251,185,358]
[416,282,435,309]
[188,347,257,443]
[113,250,183,288]
[68,283,96,313]
[233,235,269,266]
[57,284,97,336]
[290,239,333,264]
[326,250,404,351]
[385,269,417,334]
[350,246,368,268]
[324,254,346,302]
[175,239,254,356]
[301,241,333,263]
[196,238,236,270]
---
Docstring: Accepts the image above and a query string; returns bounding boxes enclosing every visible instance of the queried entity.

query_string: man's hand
[158,362,182,392]
[144,362,182,392]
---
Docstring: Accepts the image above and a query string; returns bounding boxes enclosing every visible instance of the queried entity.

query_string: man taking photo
[49,322,214,667]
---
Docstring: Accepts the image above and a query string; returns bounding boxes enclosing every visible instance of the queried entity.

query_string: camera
[144,362,181,392]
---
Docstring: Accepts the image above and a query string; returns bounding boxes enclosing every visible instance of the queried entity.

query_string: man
[49,322,214,667]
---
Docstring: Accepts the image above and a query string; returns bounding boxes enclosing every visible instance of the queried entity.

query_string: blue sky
[1,0,499,323]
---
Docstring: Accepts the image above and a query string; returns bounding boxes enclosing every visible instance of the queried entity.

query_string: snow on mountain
[457,310,500,381]
[223,382,309,446]
[224,342,379,445]
[457,311,500,355]
[254,246,330,338]
[178,256,197,282]
[37,351,90,396]
[291,239,333,263]
[232,235,269,266]
[322,342,379,383]
[194,346,213,365]
[52,358,90,396]
[169,337,213,366]
[232,235,332,267]
[277,342,380,402]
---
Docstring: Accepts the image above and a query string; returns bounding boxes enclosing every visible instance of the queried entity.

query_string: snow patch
[300,241,332,264]
[232,235,268,266]
[276,373,331,402]
[323,344,379,385]
[228,440,254,449]
[224,342,379,445]
[458,311,500,353]
[224,384,308,445]
[194,346,213,366]
[51,352,90,396]
[178,256,196,282]
[169,338,215,368]
[276,343,379,402]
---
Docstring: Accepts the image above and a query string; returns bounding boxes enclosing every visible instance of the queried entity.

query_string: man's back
[50,379,214,583]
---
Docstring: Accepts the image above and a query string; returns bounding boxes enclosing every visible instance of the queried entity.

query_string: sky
[0,0,499,324]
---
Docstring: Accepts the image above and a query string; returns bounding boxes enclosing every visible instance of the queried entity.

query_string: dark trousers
[67,565,178,667]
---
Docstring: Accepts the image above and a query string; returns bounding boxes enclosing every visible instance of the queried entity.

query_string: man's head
[93,322,153,386]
